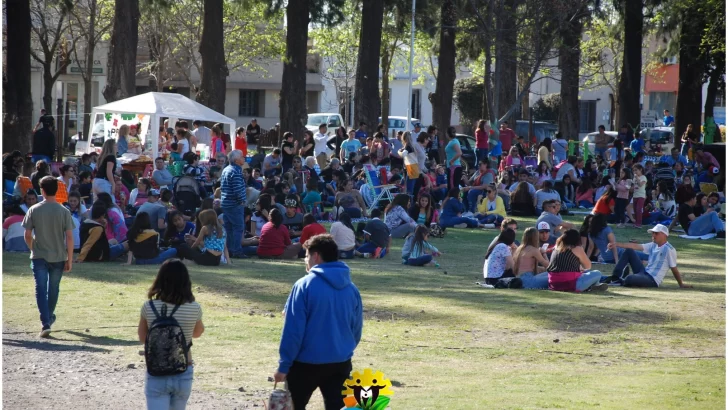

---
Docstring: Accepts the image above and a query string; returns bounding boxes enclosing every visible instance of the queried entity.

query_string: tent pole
[151,113,159,162]
[86,110,97,154]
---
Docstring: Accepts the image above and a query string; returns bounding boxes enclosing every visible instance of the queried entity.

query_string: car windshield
[306,115,329,127]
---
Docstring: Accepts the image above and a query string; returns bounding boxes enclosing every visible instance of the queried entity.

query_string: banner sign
[103,113,151,150]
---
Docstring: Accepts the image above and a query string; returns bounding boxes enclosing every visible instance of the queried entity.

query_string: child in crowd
[632,164,647,228]
[65,191,87,252]
[188,209,230,266]
[125,212,177,265]
[614,168,633,227]
[401,225,442,266]
[170,143,181,162]
[77,171,93,206]
[330,212,357,259]
[163,210,196,254]
[355,208,390,258]
[77,203,128,262]
[129,178,152,208]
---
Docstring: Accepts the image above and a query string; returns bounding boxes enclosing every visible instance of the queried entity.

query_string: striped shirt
[220,163,246,208]
[641,241,677,286]
[547,248,581,273]
[142,300,202,345]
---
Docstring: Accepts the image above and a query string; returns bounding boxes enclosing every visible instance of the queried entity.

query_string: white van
[305,113,345,136]
[378,116,420,138]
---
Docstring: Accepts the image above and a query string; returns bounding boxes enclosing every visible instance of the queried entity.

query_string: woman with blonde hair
[93,139,118,200]
[513,227,550,289]
[117,124,129,155]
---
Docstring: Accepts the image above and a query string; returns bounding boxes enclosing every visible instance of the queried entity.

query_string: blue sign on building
[712,107,726,125]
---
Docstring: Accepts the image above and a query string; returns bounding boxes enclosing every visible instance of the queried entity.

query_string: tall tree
[558,3,588,140]
[266,0,345,137]
[69,0,113,140]
[674,7,706,139]
[494,0,518,122]
[103,0,140,102]
[432,0,458,131]
[3,0,34,154]
[615,0,643,131]
[354,0,385,136]
[196,0,228,112]
[30,0,76,113]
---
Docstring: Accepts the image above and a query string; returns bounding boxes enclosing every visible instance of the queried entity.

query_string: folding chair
[362,164,398,213]
[523,156,538,168]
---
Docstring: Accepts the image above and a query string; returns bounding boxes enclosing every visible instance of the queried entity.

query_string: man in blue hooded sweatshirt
[274,234,363,410]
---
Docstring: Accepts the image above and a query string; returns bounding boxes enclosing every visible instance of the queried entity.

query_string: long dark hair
[338,212,355,232]
[657,181,673,201]
[164,210,185,242]
[556,229,581,250]
[577,178,592,194]
[412,224,429,253]
[579,214,593,237]
[385,193,410,214]
[128,212,152,243]
[444,188,461,204]
[194,197,215,236]
[599,185,617,201]
[539,138,552,152]
[302,213,316,228]
[96,192,119,211]
[588,213,608,238]
[147,259,195,305]
[409,193,433,224]
[269,208,283,228]
[485,228,516,259]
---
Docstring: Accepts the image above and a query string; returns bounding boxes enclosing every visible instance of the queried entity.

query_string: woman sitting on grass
[256,208,301,259]
[483,228,517,285]
[575,179,595,208]
[476,184,507,226]
[592,185,617,217]
[139,259,204,410]
[510,181,536,217]
[188,209,230,266]
[384,193,417,238]
[124,212,178,265]
[440,188,483,229]
[401,225,442,266]
[512,227,550,289]
[299,213,326,245]
[330,212,357,259]
[129,177,152,208]
[407,193,439,226]
[96,192,128,244]
[547,229,606,292]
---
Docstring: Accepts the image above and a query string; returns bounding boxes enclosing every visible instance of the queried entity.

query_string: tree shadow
[2,338,111,353]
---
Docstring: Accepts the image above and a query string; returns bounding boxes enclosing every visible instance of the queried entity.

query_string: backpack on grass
[144,301,191,376]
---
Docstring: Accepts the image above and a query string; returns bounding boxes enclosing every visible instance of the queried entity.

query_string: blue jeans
[601,248,647,264]
[466,189,484,212]
[222,205,245,255]
[109,243,127,260]
[477,214,503,225]
[136,248,178,265]
[519,271,549,289]
[145,365,194,410]
[688,212,725,236]
[594,147,607,160]
[476,148,489,164]
[623,272,657,287]
[31,154,52,164]
[578,200,593,208]
[406,255,433,266]
[612,248,653,280]
[440,216,478,228]
[575,270,603,292]
[356,242,379,254]
[31,259,65,329]
[240,245,258,256]
[339,249,355,259]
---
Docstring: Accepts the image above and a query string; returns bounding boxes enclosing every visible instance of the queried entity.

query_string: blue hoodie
[278,261,363,373]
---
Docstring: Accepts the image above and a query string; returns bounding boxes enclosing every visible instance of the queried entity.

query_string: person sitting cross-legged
[605,224,692,288]
[475,184,506,227]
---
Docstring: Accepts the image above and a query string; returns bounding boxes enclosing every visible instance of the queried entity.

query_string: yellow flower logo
[342,368,394,409]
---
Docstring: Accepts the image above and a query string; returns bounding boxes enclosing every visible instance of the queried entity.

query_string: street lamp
[56,81,64,162]
[406,0,416,133]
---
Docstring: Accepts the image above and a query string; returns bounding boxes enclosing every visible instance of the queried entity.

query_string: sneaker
[362,253,371,258]
[482,223,495,229]
[374,247,386,258]
[607,279,622,287]
[39,327,51,338]
[454,223,468,228]
[616,223,626,228]
[590,283,609,292]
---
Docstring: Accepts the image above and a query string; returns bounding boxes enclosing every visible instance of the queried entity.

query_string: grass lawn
[3,215,726,409]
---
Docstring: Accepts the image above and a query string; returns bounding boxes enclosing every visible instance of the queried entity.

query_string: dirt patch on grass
[2,328,266,409]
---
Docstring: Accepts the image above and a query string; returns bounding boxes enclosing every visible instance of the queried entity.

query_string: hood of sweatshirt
[309,261,352,290]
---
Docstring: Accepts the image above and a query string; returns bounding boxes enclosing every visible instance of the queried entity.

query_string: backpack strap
[169,304,181,317]
[148,300,161,319]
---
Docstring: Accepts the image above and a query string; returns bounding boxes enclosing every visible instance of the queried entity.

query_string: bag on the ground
[144,301,191,376]
[265,382,293,410]
[494,277,523,289]
[429,223,446,238]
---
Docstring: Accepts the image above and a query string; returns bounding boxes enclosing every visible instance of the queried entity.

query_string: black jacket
[32,128,55,158]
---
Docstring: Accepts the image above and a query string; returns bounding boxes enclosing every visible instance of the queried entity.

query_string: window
[238,90,259,117]
[715,93,726,107]
[411,89,421,120]
[578,100,596,133]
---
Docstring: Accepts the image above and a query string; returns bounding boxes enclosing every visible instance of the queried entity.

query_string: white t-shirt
[483,243,512,279]
[250,212,267,237]
[330,221,356,251]
[657,194,676,218]
[178,138,190,155]
[641,241,677,286]
[555,163,575,181]
[192,126,212,146]
[313,132,332,156]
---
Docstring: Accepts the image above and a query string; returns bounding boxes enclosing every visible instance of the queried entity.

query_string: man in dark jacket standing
[274,234,363,410]
[32,115,56,163]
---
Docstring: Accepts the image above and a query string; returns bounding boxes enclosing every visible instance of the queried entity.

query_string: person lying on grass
[606,224,692,288]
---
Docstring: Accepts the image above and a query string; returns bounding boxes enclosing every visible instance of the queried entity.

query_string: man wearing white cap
[606,224,691,288]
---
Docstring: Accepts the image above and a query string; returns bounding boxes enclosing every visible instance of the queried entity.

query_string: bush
[532,93,560,123]
[454,77,485,130]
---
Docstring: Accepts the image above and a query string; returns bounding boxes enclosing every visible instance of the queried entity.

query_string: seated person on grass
[355,209,390,258]
[401,224,442,267]
[537,199,574,240]
[475,184,506,226]
[124,212,177,265]
[677,192,725,237]
[77,203,128,262]
[605,224,692,288]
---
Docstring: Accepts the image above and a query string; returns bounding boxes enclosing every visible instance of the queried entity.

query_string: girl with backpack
[401,224,442,266]
[125,212,178,265]
[139,259,204,409]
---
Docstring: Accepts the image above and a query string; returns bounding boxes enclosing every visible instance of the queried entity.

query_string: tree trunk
[43,67,54,114]
[616,0,642,132]
[3,0,34,154]
[495,0,517,121]
[432,0,457,131]
[675,10,705,140]
[354,0,384,137]
[704,67,720,120]
[609,93,616,131]
[381,46,391,133]
[558,7,584,140]
[196,0,228,112]
[280,0,310,138]
[103,0,140,103]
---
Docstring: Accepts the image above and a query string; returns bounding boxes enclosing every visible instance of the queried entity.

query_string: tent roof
[93,92,234,124]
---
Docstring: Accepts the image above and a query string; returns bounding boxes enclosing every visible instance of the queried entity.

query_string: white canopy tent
[86,92,236,160]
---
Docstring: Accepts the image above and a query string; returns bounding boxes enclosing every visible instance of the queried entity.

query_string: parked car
[583,131,618,154]
[641,127,675,153]
[305,113,344,135]
[378,116,420,138]
[455,133,477,172]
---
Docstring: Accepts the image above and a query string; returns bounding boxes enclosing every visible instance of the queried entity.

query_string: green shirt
[22,201,74,262]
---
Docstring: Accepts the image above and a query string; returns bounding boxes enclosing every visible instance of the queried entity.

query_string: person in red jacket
[257,209,302,259]
[299,213,326,244]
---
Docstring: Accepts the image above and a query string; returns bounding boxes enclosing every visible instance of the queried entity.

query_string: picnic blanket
[678,233,718,240]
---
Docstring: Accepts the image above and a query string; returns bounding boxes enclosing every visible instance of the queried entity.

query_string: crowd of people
[5,115,725,409]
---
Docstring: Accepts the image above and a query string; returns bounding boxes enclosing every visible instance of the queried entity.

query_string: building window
[578,100,596,133]
[238,90,259,117]
[412,89,421,120]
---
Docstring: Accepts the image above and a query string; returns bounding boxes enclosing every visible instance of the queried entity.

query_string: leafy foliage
[453,77,484,128]
[531,93,561,122]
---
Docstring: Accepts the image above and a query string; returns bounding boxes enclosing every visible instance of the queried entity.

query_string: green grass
[3,215,725,409]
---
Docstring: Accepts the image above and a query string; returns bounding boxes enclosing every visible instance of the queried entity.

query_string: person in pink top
[499,121,516,154]
[474,120,492,164]
[614,168,633,227]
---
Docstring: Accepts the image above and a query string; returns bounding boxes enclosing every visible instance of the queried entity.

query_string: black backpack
[144,301,191,376]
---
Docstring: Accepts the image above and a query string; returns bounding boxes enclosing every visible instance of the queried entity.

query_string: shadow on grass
[58,330,140,347]
[2,338,111,353]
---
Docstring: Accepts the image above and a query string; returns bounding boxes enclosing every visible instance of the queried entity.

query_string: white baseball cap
[537,222,550,231]
[647,224,669,236]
